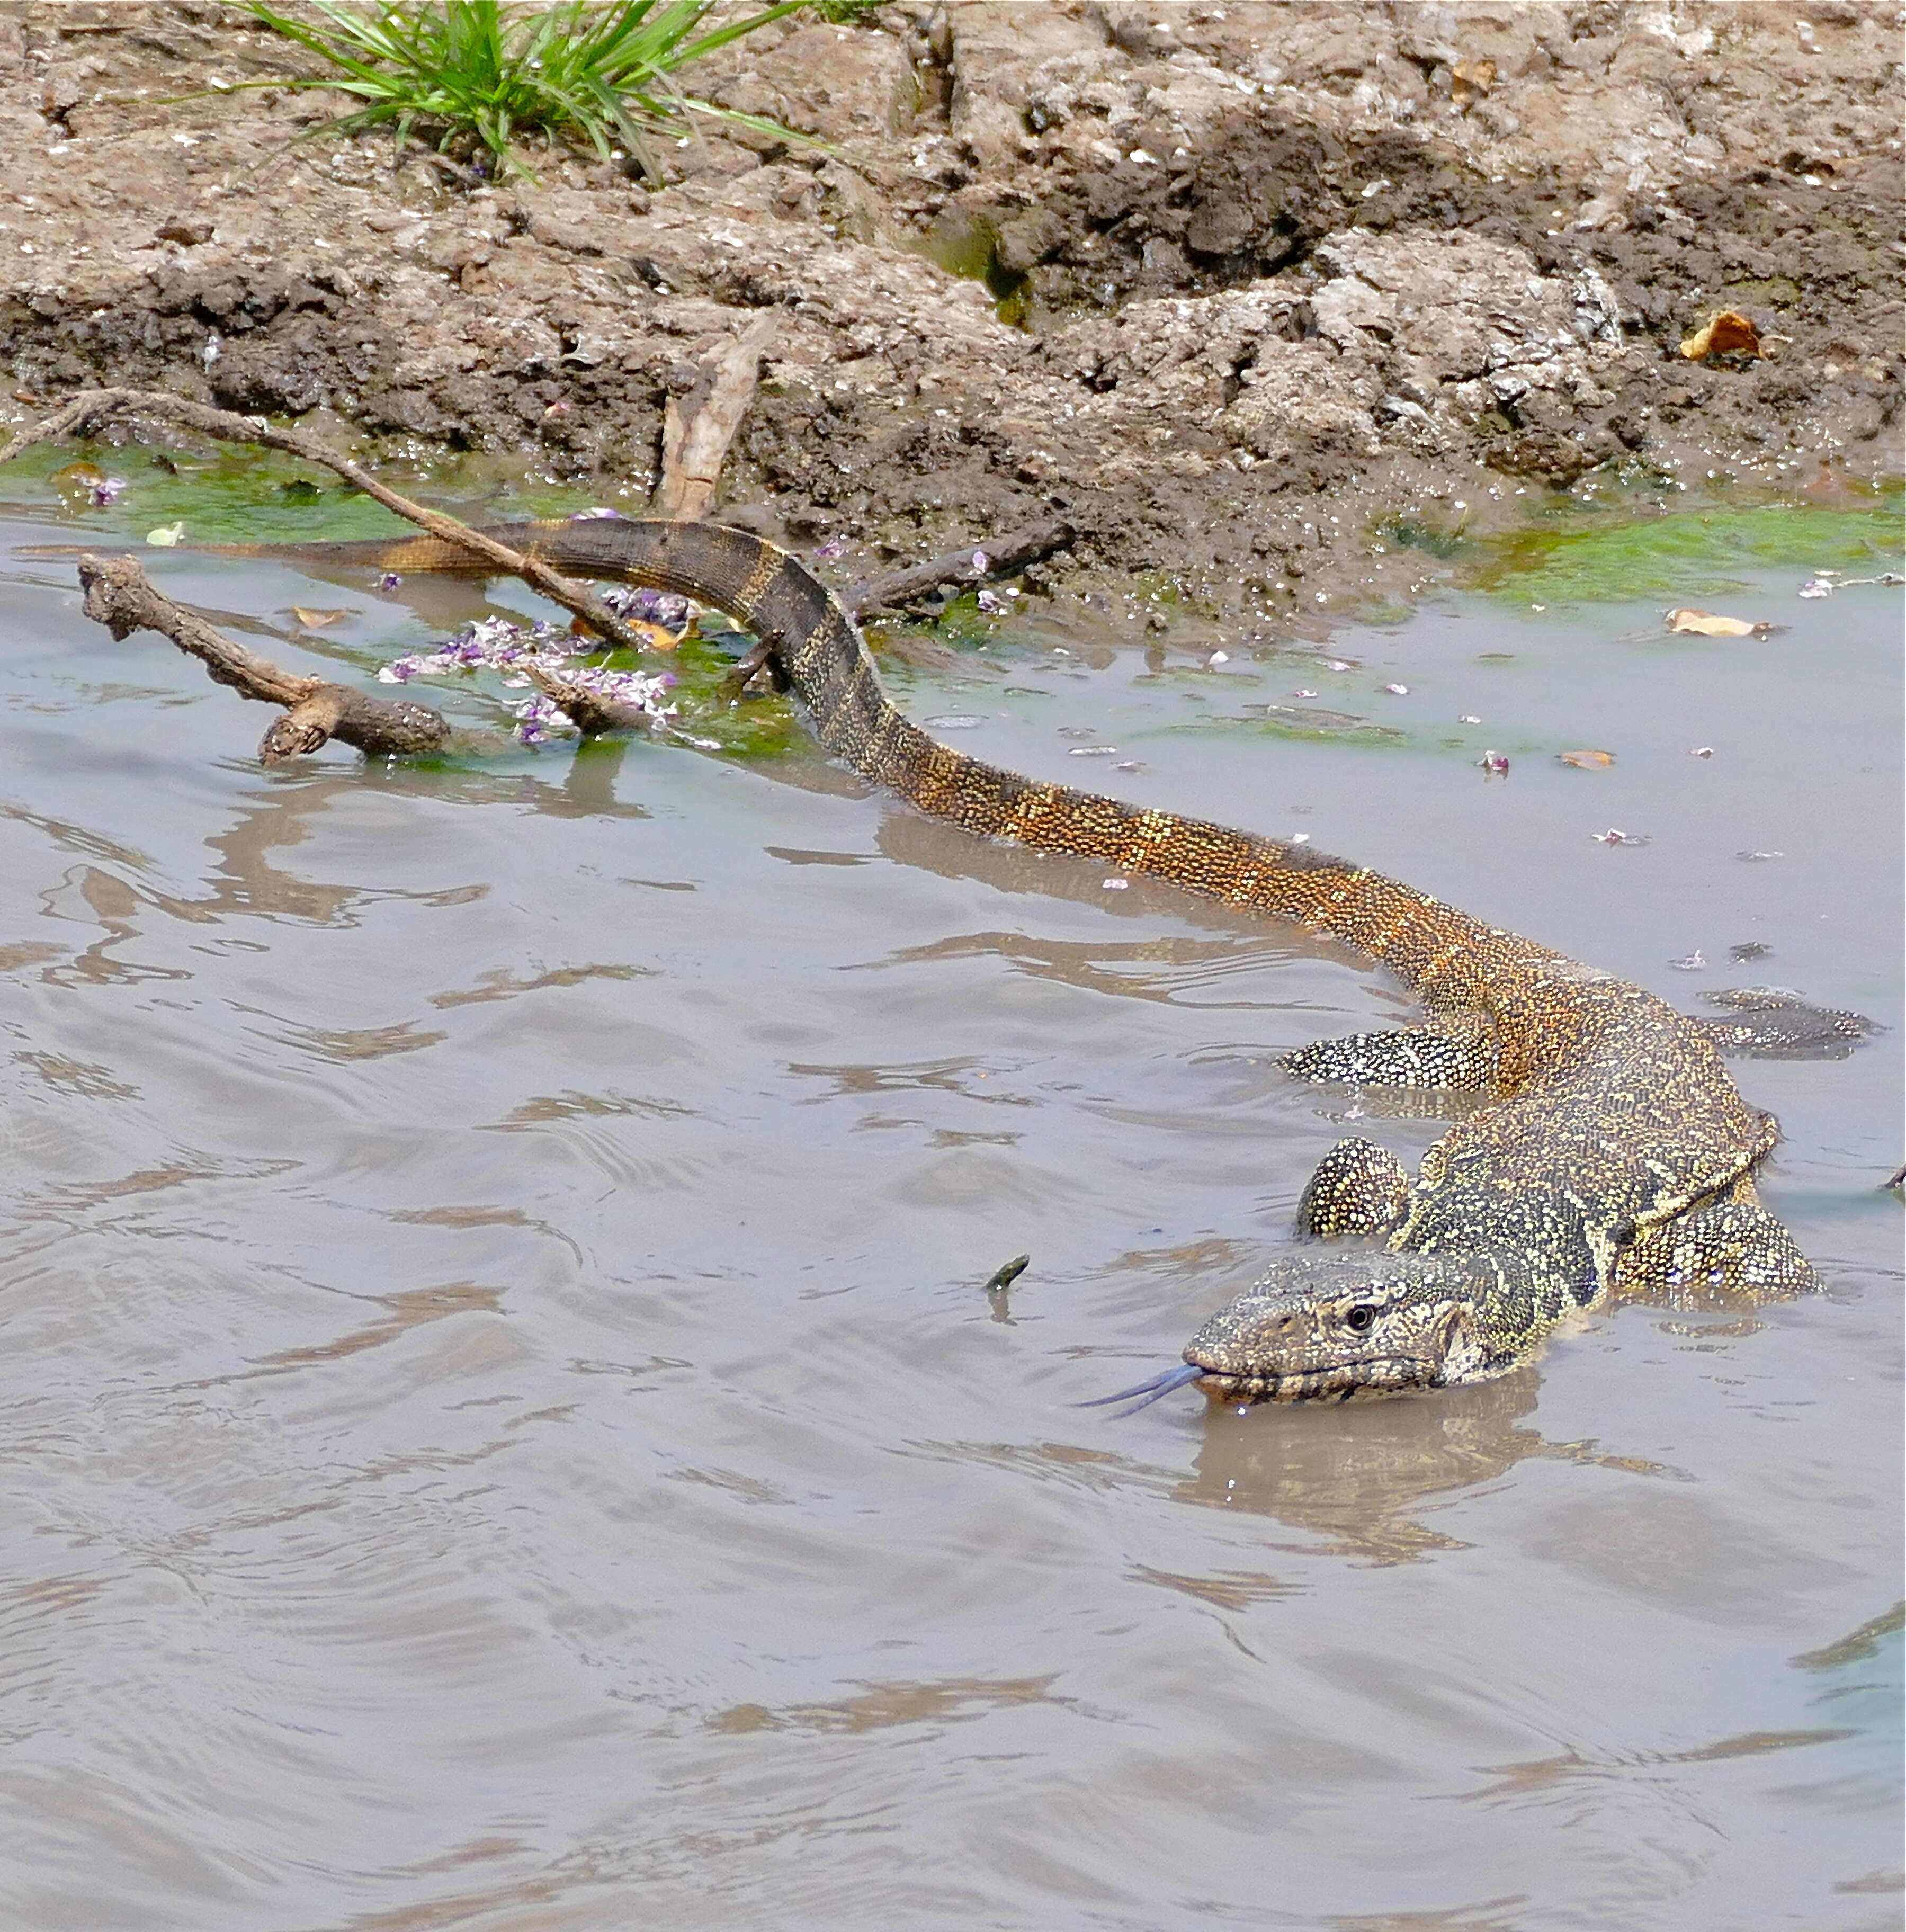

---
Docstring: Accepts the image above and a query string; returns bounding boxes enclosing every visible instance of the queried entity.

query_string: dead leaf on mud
[1679,310,1762,361]
[1452,58,1497,109]
[1558,749,1613,768]
[290,606,348,629]
[1665,607,1779,638]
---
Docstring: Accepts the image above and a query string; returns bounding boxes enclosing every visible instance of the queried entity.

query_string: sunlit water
[0,480,1900,1931]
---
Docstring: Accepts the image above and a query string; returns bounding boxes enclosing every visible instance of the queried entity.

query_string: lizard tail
[230,517,1513,997]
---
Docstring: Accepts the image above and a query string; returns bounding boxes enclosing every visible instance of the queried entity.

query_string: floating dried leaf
[1665,607,1768,637]
[1559,749,1613,768]
[1679,310,1761,361]
[1669,949,1707,971]
[570,614,679,651]
[145,521,185,547]
[51,461,110,505]
[290,606,348,629]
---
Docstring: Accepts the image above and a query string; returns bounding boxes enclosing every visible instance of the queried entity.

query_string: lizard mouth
[1193,1356,1436,1403]
[1078,1354,1436,1414]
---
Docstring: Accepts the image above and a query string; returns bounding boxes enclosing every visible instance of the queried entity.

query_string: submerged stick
[847,516,1078,616]
[77,552,450,762]
[0,387,652,654]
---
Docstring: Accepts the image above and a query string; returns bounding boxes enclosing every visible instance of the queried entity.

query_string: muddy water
[0,495,1900,1931]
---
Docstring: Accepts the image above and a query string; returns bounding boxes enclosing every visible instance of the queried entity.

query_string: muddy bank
[0,0,1900,613]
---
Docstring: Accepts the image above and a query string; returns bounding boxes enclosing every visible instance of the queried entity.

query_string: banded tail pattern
[237,517,1536,1009]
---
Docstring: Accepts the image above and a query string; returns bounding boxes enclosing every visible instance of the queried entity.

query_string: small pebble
[1103,878,1129,890]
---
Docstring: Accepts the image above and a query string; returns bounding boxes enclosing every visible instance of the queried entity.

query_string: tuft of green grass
[237,0,819,181]
[804,0,884,23]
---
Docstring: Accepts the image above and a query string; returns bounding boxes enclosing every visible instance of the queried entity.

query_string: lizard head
[1184,1251,1528,1401]
[1085,1250,1532,1411]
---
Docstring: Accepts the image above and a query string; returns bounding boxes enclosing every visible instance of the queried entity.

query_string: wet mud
[0,0,1900,611]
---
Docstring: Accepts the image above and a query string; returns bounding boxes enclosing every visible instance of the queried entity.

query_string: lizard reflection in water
[235,518,1872,1408]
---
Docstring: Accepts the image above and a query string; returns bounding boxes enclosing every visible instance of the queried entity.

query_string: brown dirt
[1,0,1900,616]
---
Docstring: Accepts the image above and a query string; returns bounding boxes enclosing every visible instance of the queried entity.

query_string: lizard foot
[1296,1135,1412,1239]
[1691,987,1877,1060]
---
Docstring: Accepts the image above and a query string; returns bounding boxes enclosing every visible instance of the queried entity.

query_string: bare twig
[78,552,451,763]
[522,662,661,737]
[846,516,1078,616]
[0,387,654,652]
[652,315,775,522]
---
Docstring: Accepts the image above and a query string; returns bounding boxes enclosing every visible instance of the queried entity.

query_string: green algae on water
[1472,498,1905,605]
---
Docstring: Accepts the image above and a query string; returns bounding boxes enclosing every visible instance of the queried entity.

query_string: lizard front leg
[1279,1022,1499,1092]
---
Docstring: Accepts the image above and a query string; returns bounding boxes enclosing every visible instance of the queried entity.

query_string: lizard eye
[1345,1304,1376,1334]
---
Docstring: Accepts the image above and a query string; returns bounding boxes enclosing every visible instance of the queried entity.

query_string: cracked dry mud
[0,0,1900,615]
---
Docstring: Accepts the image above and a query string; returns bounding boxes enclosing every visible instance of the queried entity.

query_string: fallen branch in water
[522,661,663,737]
[77,552,451,763]
[9,380,1074,762]
[847,516,1078,616]
[0,387,655,654]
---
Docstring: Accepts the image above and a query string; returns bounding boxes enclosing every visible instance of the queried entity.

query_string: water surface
[1,484,1900,1931]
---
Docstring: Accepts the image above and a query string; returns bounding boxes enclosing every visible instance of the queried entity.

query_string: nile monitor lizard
[245,517,1868,1409]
